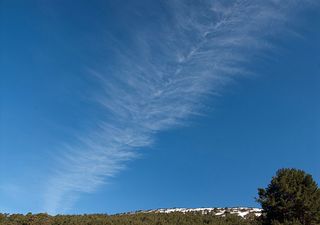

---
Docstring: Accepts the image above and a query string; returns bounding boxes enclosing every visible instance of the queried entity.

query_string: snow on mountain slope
[133,207,262,218]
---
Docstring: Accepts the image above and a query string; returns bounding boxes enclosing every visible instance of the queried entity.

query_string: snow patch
[132,207,262,218]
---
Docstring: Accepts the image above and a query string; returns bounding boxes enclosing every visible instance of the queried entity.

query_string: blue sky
[0,0,319,215]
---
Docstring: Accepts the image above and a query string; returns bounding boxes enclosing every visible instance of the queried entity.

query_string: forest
[0,212,260,225]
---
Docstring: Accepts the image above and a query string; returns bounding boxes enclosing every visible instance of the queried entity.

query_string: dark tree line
[0,212,260,225]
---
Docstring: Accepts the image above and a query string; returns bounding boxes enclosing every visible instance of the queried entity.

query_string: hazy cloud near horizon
[43,0,318,214]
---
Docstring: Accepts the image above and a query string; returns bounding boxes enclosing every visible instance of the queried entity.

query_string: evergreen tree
[257,168,320,225]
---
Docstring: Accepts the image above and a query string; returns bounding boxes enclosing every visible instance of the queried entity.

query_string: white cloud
[43,0,316,214]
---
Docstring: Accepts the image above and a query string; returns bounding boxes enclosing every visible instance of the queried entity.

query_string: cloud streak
[44,0,317,214]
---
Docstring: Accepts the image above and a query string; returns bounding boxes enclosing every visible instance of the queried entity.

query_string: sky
[0,0,319,215]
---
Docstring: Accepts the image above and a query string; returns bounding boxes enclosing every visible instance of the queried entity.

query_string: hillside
[0,207,262,225]
[137,207,262,218]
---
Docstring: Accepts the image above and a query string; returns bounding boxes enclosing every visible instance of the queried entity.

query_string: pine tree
[257,168,320,225]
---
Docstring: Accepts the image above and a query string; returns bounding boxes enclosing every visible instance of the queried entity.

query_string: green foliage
[257,168,320,225]
[0,212,259,225]
[271,219,303,225]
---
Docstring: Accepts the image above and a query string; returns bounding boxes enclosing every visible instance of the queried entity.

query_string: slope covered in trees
[0,212,259,225]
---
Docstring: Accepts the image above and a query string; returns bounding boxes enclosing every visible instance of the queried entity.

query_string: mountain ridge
[126,207,262,218]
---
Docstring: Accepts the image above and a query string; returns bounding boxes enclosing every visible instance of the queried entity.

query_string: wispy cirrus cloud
[44,0,317,214]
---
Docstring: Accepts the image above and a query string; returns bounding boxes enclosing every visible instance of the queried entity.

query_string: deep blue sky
[0,0,319,214]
